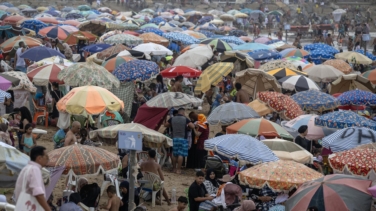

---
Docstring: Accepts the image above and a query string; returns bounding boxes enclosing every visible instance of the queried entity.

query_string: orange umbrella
[63,20,80,27]
[64,31,97,45]
[138,32,169,47]
[323,59,352,74]
[102,56,136,72]
[181,44,206,53]
[181,30,207,39]
[36,17,59,24]
[240,36,252,42]
[123,30,140,36]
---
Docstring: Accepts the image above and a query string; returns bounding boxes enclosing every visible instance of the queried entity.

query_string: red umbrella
[63,20,80,27]
[123,30,139,36]
[38,26,70,41]
[3,15,25,25]
[36,17,59,24]
[160,66,202,78]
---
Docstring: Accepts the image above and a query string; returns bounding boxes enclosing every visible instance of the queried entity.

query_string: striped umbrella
[278,75,321,92]
[200,38,232,52]
[291,90,340,112]
[337,90,376,106]
[102,56,136,72]
[160,66,202,78]
[204,134,279,164]
[146,92,203,108]
[64,31,97,45]
[194,62,234,94]
[227,118,294,140]
[0,36,42,53]
[267,68,307,80]
[279,48,309,58]
[38,26,70,41]
[0,89,11,103]
[27,64,65,86]
[207,102,260,125]
[20,46,65,62]
[285,174,372,211]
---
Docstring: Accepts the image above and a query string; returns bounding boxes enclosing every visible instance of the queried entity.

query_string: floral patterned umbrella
[259,60,297,72]
[314,110,376,130]
[138,32,169,46]
[257,91,304,120]
[104,34,143,46]
[239,160,323,191]
[337,90,376,106]
[323,59,352,74]
[113,60,159,82]
[97,44,130,60]
[57,61,120,89]
[2,71,36,92]
[291,90,340,112]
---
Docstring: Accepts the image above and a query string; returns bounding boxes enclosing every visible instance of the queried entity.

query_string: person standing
[14,42,26,73]
[14,146,51,211]
[325,34,334,46]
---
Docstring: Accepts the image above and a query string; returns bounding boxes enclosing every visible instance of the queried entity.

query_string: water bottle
[171,187,177,204]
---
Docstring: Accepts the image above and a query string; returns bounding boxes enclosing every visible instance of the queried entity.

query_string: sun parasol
[220,51,254,71]
[219,14,235,21]
[204,134,279,164]
[248,100,273,116]
[20,46,65,62]
[78,20,107,34]
[113,60,159,82]
[2,15,25,25]
[160,66,201,78]
[2,71,36,92]
[254,36,271,44]
[194,62,234,95]
[278,75,320,92]
[328,74,375,94]
[257,91,304,120]
[266,67,307,80]
[337,90,376,106]
[285,174,372,211]
[303,64,344,83]
[133,43,172,56]
[207,102,260,125]
[247,49,281,61]
[47,144,120,176]
[291,90,339,112]
[64,31,97,45]
[57,61,120,89]
[0,36,41,53]
[97,44,130,60]
[259,60,297,71]
[163,32,200,45]
[89,123,172,147]
[0,73,20,91]
[59,25,79,33]
[362,69,376,84]
[138,32,169,46]
[27,64,65,86]
[102,56,136,72]
[335,51,372,65]
[180,43,206,53]
[233,43,272,51]
[239,160,322,191]
[104,34,143,46]
[173,45,213,68]
[323,59,352,74]
[35,56,73,67]
[200,38,232,52]
[314,110,376,130]
[146,92,202,108]
[36,17,58,25]
[57,85,124,115]
[218,36,245,45]
[38,26,70,41]
[20,19,47,34]
[279,48,309,58]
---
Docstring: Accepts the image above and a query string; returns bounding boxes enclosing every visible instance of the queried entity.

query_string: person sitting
[250,185,279,211]
[101,185,122,211]
[188,171,216,211]
[0,123,12,145]
[119,181,140,211]
[53,127,69,149]
[64,121,81,146]
[169,196,188,211]
[79,129,101,147]
[203,169,220,196]
[59,193,82,211]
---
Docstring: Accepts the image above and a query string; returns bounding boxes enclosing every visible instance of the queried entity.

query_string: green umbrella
[200,38,232,52]
[268,10,284,16]
[77,5,91,11]
[121,23,140,30]
[140,23,158,29]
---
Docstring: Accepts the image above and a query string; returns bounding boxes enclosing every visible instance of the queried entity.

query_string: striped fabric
[278,75,320,92]
[204,134,279,164]
[194,62,234,95]
[207,102,260,125]
[322,127,376,152]
[0,90,11,103]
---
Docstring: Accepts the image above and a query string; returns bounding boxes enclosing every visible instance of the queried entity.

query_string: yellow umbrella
[194,62,234,95]
[56,85,124,115]
[262,139,313,164]
[266,67,307,80]
[36,7,48,12]
[248,99,273,116]
[335,52,372,65]
[234,13,248,18]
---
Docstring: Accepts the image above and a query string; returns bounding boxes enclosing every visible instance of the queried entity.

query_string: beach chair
[140,171,164,207]
[32,98,49,127]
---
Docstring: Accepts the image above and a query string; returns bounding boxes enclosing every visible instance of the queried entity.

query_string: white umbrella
[133,43,173,56]
[262,139,313,164]
[173,45,213,68]
[278,75,321,92]
[303,64,344,82]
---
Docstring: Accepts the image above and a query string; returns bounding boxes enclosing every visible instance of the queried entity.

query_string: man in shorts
[164,108,195,174]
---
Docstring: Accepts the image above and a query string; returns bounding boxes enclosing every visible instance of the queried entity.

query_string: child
[169,196,188,211]
[102,185,122,211]
[21,124,36,155]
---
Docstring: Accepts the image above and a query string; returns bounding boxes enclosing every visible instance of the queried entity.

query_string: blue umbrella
[219,36,245,45]
[90,9,101,15]
[82,44,112,53]
[228,29,247,37]
[314,110,376,130]
[113,60,159,82]
[247,49,281,61]
[197,16,212,24]
[137,27,164,36]
[65,13,83,20]
[150,17,166,24]
[20,46,65,61]
[322,127,376,152]
[240,8,253,14]
[44,10,60,17]
[291,90,340,112]
[309,49,335,64]
[0,2,13,7]
[355,49,376,61]
[20,19,48,34]
[204,134,279,164]
[304,43,339,54]
[163,32,200,45]
[266,39,285,45]
[233,43,272,51]
[337,90,376,106]
[62,7,74,12]
[198,30,214,38]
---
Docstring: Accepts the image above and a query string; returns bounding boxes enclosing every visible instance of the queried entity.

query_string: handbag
[15,166,44,211]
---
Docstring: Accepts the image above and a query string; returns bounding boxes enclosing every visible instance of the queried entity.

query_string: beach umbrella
[329,74,375,94]
[146,92,202,108]
[314,110,376,130]
[81,43,111,54]
[248,100,273,116]
[266,67,307,80]
[234,43,272,51]
[181,30,207,39]
[291,90,339,112]
[113,60,159,82]
[196,22,217,31]
[285,174,372,211]
[120,23,140,30]
[89,123,172,147]
[218,36,245,45]
[2,71,36,92]
[335,51,372,64]
[260,60,297,71]
[163,32,200,45]
[303,64,345,83]
[219,14,235,21]
[38,26,70,41]
[35,56,73,67]
[47,144,120,176]
[57,85,124,115]
[278,75,320,92]
[123,30,140,37]
[355,49,376,61]
[160,66,201,78]
[323,59,352,74]
[173,45,213,68]
[104,34,143,46]
[97,44,130,60]
[102,56,136,72]
[0,36,41,53]
[247,49,281,61]
[140,8,154,14]
[283,56,314,70]
[207,102,259,125]
[337,90,376,106]
[59,25,79,33]
[234,13,248,18]
[239,160,322,191]
[27,64,65,86]
[2,15,25,26]
[133,43,173,56]
[257,91,304,120]
[139,27,164,36]
[65,13,84,20]
[220,51,254,69]
[36,17,58,24]
[159,22,181,32]
[180,44,206,53]
[0,73,20,90]
[279,48,309,58]
[5,7,20,14]
[150,17,166,25]
[64,31,97,45]
[78,20,106,34]
[204,134,279,164]
[77,5,91,11]
[20,46,65,61]
[194,62,234,94]
[254,36,271,44]
[20,19,47,34]
[200,38,232,52]
[362,69,376,84]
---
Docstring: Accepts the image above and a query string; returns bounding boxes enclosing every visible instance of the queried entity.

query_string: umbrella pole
[128,150,137,211]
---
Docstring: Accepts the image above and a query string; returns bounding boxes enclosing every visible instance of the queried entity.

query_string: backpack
[205,156,227,178]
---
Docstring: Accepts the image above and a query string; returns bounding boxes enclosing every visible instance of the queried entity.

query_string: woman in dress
[203,169,220,195]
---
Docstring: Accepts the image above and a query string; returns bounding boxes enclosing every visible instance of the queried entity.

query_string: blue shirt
[59,202,83,211]
[53,129,66,148]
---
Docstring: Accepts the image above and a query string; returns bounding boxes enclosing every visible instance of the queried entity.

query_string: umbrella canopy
[104,34,143,46]
[163,32,200,45]
[57,85,124,115]
[247,49,281,61]
[133,43,173,56]
[36,17,58,25]
[362,69,376,84]
[239,160,322,191]
[78,20,106,34]
[46,144,120,176]
[0,73,20,91]
[323,59,352,74]
[113,60,159,82]
[235,69,281,99]
[227,118,293,140]
[262,139,313,164]
[20,19,47,34]
[20,46,65,61]
[57,61,120,89]
[146,92,202,108]
[102,56,136,72]
[138,32,169,46]
[328,74,375,94]
[160,66,201,78]
[89,123,172,147]
[64,31,97,45]
[218,36,245,45]
[254,36,271,44]
[38,26,70,41]
[260,60,297,72]
[27,64,65,86]
[285,174,372,211]
[322,127,376,153]
[279,48,309,58]
[81,43,111,54]
[204,134,279,164]
[194,62,234,94]
[2,71,36,92]
[200,38,232,52]
[59,25,79,33]
[291,90,340,112]
[97,44,130,60]
[266,68,307,80]
[181,30,207,39]
[337,90,376,106]
[0,36,42,53]
[207,102,260,125]
[220,51,254,70]
[233,43,272,51]
[257,91,304,120]
[173,45,214,68]
[303,65,344,83]
[335,51,372,65]
[315,110,376,130]
[248,99,273,116]
[278,75,320,92]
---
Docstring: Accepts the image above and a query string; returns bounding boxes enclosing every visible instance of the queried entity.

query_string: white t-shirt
[15,48,25,67]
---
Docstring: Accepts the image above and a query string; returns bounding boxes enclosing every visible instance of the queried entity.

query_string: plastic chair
[105,119,121,126]
[140,171,164,207]
[32,99,48,127]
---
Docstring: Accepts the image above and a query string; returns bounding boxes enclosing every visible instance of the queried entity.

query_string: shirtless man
[325,34,333,46]
[140,150,171,205]
[102,185,122,211]
[235,83,250,104]
[64,121,81,146]
[172,75,183,92]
